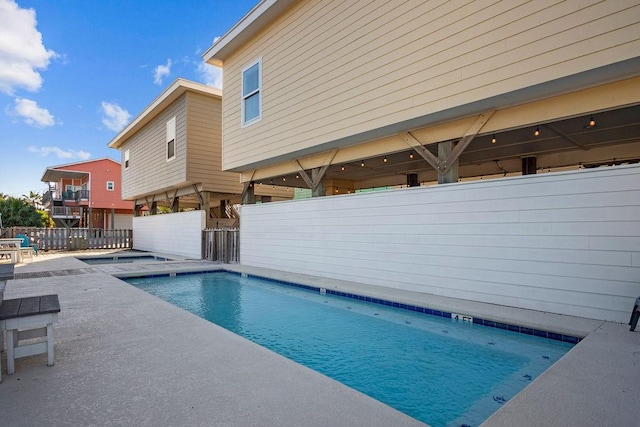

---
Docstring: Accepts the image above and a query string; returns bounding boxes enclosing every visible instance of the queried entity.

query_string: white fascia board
[203,0,296,67]
[107,78,221,149]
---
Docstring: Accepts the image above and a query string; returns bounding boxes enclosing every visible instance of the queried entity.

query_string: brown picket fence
[1,227,132,251]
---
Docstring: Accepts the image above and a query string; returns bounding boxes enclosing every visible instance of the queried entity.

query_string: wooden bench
[0,294,60,382]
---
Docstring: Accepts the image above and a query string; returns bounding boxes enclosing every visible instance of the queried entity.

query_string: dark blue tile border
[125,270,582,345]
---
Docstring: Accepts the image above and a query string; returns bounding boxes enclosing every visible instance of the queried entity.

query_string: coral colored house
[41,158,134,229]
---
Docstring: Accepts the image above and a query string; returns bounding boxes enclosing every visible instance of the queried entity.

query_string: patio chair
[16,234,38,261]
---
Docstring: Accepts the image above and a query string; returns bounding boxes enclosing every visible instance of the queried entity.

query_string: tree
[0,196,48,227]
[22,190,43,209]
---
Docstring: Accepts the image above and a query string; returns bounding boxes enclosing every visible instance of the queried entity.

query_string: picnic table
[0,238,23,263]
[0,264,13,305]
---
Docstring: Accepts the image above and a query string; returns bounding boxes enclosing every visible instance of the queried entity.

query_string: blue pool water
[80,255,168,265]
[127,272,573,427]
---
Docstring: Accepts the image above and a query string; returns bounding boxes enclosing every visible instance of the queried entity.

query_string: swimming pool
[79,255,169,265]
[127,272,573,427]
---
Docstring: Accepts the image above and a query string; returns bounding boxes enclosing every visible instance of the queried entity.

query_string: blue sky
[0,0,256,198]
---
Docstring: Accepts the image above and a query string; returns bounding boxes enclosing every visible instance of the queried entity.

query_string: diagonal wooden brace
[442,110,495,173]
[294,150,338,191]
[399,132,442,172]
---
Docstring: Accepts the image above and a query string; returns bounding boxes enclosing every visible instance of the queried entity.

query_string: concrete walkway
[1,251,639,426]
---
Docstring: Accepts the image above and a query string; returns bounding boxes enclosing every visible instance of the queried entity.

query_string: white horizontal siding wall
[241,165,640,323]
[133,210,205,258]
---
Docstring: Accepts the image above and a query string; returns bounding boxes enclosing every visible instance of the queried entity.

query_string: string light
[491,134,496,144]
[383,157,388,163]
[409,152,414,159]
[361,160,365,167]
[341,165,345,171]
[589,115,596,127]
[534,126,540,136]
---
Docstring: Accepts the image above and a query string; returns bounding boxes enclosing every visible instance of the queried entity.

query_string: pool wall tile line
[133,270,582,345]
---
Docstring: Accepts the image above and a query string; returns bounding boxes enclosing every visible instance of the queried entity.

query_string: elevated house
[108,78,290,257]
[203,0,640,322]
[41,158,134,229]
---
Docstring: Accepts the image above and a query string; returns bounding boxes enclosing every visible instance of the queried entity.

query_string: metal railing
[203,228,239,263]
[44,189,90,203]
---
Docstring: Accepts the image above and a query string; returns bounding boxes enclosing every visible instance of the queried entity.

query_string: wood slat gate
[202,229,239,263]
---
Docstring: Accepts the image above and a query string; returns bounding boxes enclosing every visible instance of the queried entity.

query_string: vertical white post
[7,329,17,374]
[47,323,55,366]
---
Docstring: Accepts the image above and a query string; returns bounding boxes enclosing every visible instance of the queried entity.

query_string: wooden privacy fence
[1,227,132,251]
[203,228,239,263]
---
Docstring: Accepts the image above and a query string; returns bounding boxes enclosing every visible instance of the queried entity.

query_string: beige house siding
[219,0,640,171]
[121,94,187,199]
[186,92,243,194]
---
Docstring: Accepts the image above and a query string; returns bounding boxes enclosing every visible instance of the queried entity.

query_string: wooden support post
[311,167,327,197]
[171,196,179,212]
[407,173,419,187]
[201,192,212,228]
[242,182,255,205]
[150,202,157,215]
[134,204,142,217]
[438,141,459,184]
[522,156,537,175]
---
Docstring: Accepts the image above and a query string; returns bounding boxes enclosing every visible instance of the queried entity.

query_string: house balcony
[51,206,83,219]
[43,189,90,206]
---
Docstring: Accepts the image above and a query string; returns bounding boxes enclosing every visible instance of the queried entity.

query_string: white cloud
[197,62,222,89]
[28,145,91,160]
[0,0,57,95]
[101,101,131,132]
[10,97,55,127]
[153,59,172,85]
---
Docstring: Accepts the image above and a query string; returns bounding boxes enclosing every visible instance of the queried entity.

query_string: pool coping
[113,263,603,340]
[124,268,584,344]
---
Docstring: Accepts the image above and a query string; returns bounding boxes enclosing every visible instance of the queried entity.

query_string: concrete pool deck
[1,250,639,426]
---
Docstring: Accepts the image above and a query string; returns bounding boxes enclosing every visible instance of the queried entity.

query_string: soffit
[41,169,89,183]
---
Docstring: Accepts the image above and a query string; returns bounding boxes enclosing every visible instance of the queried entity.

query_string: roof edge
[107,78,222,149]
[203,0,297,66]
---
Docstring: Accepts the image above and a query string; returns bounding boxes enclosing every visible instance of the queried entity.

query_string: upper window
[124,150,130,169]
[242,58,261,126]
[106,181,115,191]
[166,117,176,161]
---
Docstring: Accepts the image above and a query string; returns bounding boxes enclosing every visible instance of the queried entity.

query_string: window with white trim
[241,58,261,126]
[124,150,130,169]
[166,117,176,161]
[106,181,115,191]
